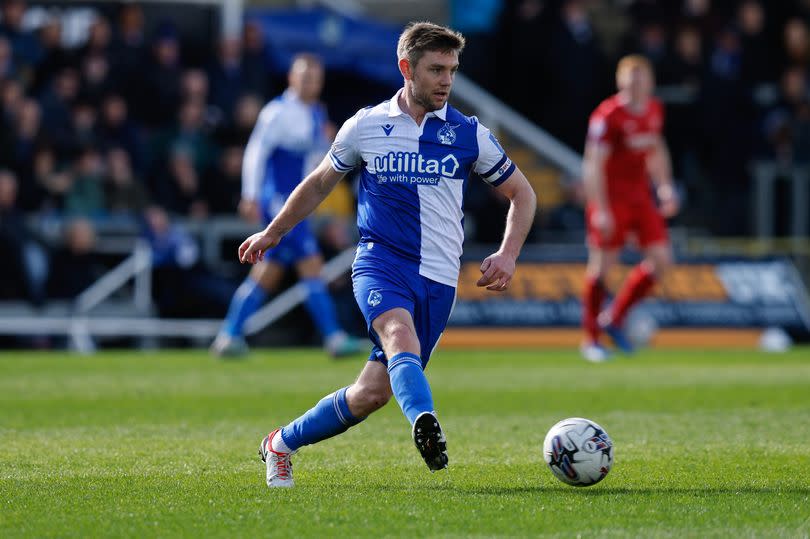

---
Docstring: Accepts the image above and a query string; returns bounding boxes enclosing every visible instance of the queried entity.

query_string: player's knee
[377,320,416,350]
[352,383,392,414]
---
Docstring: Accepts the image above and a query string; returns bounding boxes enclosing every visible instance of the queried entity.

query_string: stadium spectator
[110,3,148,113]
[542,0,610,150]
[140,22,183,128]
[737,0,775,86]
[104,147,148,217]
[31,15,73,96]
[203,144,242,215]
[208,36,246,118]
[142,205,235,317]
[241,21,273,98]
[38,67,81,155]
[64,146,105,217]
[0,35,17,81]
[153,144,207,219]
[79,52,114,104]
[0,0,41,73]
[33,145,72,213]
[46,217,102,299]
[783,17,810,70]
[764,66,810,165]
[0,169,47,305]
[97,93,144,173]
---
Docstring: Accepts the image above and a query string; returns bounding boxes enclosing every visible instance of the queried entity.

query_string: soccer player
[581,55,679,362]
[239,22,536,487]
[210,53,362,358]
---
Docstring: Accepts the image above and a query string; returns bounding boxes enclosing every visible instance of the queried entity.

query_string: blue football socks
[387,352,433,425]
[302,277,341,339]
[221,277,267,337]
[280,386,364,451]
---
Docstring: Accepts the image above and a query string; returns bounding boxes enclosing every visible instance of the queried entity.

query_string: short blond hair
[616,54,654,82]
[396,21,465,68]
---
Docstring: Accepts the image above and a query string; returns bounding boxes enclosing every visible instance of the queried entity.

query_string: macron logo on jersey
[381,124,395,136]
[372,152,460,185]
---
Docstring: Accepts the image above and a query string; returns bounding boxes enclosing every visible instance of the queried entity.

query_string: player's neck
[617,92,648,115]
[398,88,428,125]
[288,87,317,105]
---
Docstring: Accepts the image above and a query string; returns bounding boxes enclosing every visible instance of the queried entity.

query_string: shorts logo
[367,290,382,307]
[437,122,459,145]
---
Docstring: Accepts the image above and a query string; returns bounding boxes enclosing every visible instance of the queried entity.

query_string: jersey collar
[388,88,448,121]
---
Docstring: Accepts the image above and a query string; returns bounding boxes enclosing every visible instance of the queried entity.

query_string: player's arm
[239,157,345,264]
[476,168,537,291]
[239,104,280,223]
[582,139,613,236]
[646,135,679,218]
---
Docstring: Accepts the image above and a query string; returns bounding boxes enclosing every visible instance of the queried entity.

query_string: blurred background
[0,0,808,351]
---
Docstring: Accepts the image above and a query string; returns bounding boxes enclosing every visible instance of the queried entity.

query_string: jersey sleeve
[473,121,515,187]
[241,101,283,200]
[586,108,617,148]
[328,111,361,173]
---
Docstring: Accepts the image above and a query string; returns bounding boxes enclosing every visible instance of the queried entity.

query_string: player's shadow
[436,485,810,496]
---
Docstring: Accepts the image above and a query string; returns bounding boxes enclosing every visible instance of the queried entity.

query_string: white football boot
[580,342,612,363]
[258,429,294,488]
[209,334,248,358]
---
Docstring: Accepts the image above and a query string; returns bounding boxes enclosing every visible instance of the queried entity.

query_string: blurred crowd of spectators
[2,0,809,312]
[459,0,810,236]
[0,1,282,309]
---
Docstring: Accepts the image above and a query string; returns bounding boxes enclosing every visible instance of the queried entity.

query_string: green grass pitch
[1,347,809,538]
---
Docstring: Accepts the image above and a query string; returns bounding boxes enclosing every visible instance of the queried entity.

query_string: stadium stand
[0,0,808,350]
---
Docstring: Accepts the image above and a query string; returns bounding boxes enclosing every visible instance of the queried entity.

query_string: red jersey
[587,94,664,203]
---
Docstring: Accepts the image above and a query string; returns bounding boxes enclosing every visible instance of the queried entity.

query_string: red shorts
[586,199,668,249]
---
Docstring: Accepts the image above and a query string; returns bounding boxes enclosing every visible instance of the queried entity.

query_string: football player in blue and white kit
[242,23,537,487]
[211,53,362,358]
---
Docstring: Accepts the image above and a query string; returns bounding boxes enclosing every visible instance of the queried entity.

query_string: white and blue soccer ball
[543,417,614,487]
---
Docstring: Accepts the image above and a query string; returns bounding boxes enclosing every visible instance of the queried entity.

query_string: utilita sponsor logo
[373,152,459,178]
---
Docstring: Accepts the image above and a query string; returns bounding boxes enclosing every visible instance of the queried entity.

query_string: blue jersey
[328,89,515,287]
[242,89,329,218]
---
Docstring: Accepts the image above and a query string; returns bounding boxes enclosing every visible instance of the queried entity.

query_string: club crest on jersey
[367,290,382,307]
[381,123,394,136]
[437,122,459,145]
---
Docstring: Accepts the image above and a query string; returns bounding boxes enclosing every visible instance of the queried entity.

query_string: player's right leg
[260,360,391,487]
[582,247,618,362]
[211,261,283,357]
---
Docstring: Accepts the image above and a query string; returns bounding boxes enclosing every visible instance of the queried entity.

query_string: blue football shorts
[261,206,320,267]
[352,243,456,369]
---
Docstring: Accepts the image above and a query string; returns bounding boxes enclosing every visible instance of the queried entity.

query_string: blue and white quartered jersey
[242,89,329,218]
[329,89,515,287]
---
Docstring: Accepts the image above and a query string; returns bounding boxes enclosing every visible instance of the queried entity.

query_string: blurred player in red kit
[580,55,679,362]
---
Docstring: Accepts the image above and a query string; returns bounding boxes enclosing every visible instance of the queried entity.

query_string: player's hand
[238,198,261,224]
[591,208,614,237]
[238,229,279,264]
[476,251,516,292]
[658,186,680,218]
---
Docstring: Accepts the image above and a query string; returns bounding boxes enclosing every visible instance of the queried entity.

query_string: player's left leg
[601,206,672,352]
[261,360,392,487]
[295,254,363,357]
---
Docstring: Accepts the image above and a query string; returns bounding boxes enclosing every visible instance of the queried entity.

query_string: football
[543,417,614,486]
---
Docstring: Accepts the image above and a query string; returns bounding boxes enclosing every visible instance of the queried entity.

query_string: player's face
[289,61,324,103]
[408,50,459,111]
[618,66,654,102]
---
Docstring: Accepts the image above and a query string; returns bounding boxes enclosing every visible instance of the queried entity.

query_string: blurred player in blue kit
[211,53,363,358]
[239,22,537,487]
